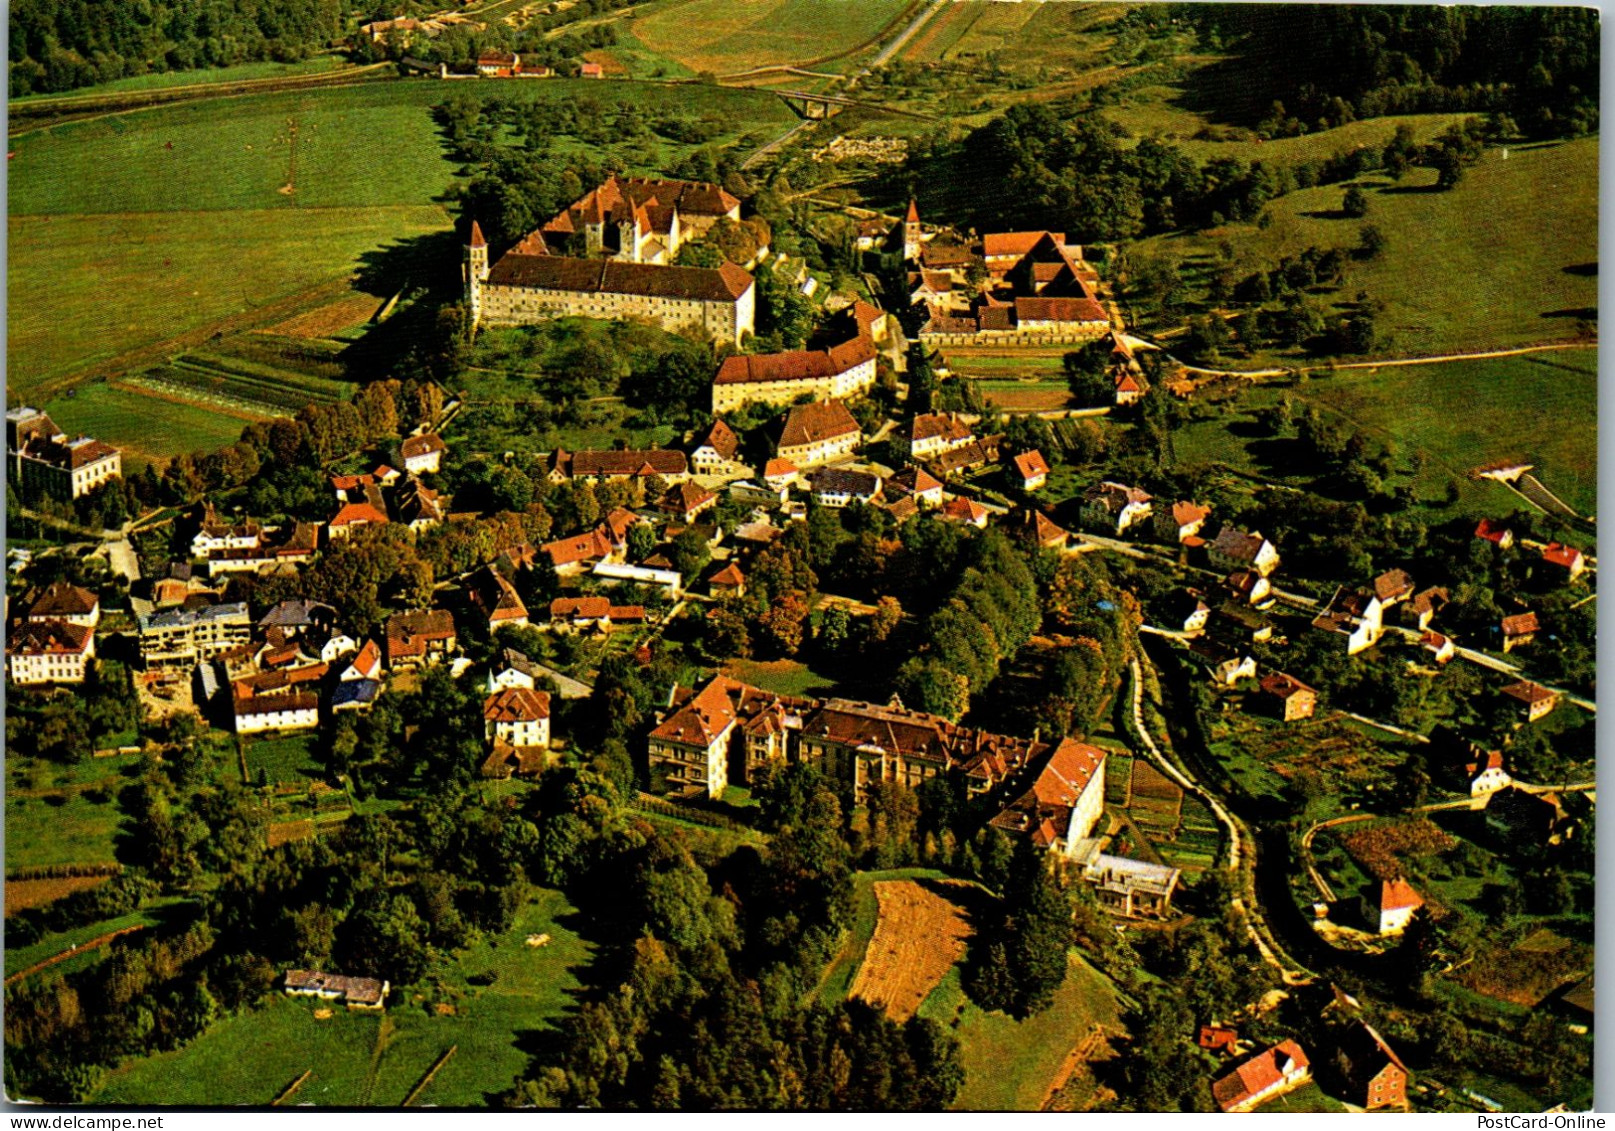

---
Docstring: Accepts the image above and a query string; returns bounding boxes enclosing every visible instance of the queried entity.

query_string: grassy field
[9,77,793,405]
[39,381,259,463]
[1167,346,1597,520]
[720,657,842,698]
[11,56,358,102]
[9,206,447,397]
[5,786,127,871]
[919,953,1122,1112]
[246,733,324,786]
[96,889,590,1106]
[635,0,914,74]
[1138,138,1598,359]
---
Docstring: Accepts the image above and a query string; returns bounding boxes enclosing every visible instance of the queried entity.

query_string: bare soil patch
[848,879,973,1020]
[263,291,380,338]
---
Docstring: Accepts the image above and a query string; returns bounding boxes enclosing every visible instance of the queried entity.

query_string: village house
[711,337,877,413]
[257,600,336,643]
[384,609,457,669]
[342,639,383,683]
[1154,500,1212,545]
[137,602,252,668]
[469,566,529,630]
[1462,747,1512,797]
[1370,877,1424,935]
[487,647,537,693]
[1474,518,1515,549]
[1540,541,1588,580]
[1421,630,1457,665]
[1199,1026,1240,1057]
[812,467,883,508]
[1502,679,1559,722]
[1165,590,1211,635]
[1258,672,1317,722]
[1312,587,1385,655]
[578,60,604,78]
[483,686,551,752]
[775,401,862,469]
[547,447,689,485]
[988,737,1107,855]
[1189,639,1257,687]
[1080,481,1152,535]
[707,562,746,599]
[1212,1041,1313,1113]
[230,663,326,734]
[1209,604,1273,646]
[1223,569,1274,608]
[690,419,748,477]
[1107,332,1148,405]
[284,970,388,1010]
[892,413,974,462]
[7,620,95,685]
[761,457,800,491]
[26,581,100,629]
[925,437,999,479]
[547,596,643,633]
[885,466,944,508]
[1206,527,1280,577]
[391,478,444,535]
[190,503,263,557]
[661,480,719,524]
[540,527,622,576]
[1336,1022,1411,1111]
[939,496,990,528]
[1012,450,1050,492]
[476,50,520,76]
[1014,508,1069,551]
[1500,611,1539,653]
[1400,586,1450,630]
[6,406,121,502]
[204,522,319,576]
[399,433,447,475]
[1371,568,1416,608]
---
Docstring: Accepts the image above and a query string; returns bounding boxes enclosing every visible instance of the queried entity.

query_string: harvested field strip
[4,874,113,916]
[849,880,974,1020]
[263,292,385,338]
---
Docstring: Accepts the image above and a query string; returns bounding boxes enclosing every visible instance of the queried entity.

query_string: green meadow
[96,889,592,1106]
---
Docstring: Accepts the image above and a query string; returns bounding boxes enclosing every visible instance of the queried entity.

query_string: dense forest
[1173,4,1600,137]
[8,0,344,96]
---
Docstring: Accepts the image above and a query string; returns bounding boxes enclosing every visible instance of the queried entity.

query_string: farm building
[284,970,389,1010]
[1212,1041,1312,1113]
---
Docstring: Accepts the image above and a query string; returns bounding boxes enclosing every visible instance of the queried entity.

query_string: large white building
[6,407,121,502]
[7,620,95,685]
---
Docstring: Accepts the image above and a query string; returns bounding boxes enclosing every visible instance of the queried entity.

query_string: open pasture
[634,0,915,75]
[848,879,975,1020]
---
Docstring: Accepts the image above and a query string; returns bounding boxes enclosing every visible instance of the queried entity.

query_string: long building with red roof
[711,336,877,412]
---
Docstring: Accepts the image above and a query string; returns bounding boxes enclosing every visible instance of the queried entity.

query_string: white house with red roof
[1540,541,1588,580]
[399,433,447,475]
[1012,450,1049,492]
[1212,1041,1312,1112]
[1372,877,1424,935]
[988,737,1106,856]
[483,686,551,751]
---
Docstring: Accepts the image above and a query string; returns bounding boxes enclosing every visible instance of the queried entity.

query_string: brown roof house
[26,581,100,629]
[661,480,719,524]
[711,337,876,413]
[1369,877,1424,935]
[384,609,457,669]
[1206,527,1280,577]
[1336,1022,1410,1111]
[708,562,746,599]
[1500,611,1539,653]
[1212,1041,1312,1112]
[284,970,388,1010]
[399,432,447,475]
[1080,481,1152,535]
[893,413,974,462]
[1258,672,1317,722]
[1012,450,1050,492]
[691,418,747,477]
[775,401,862,469]
[482,687,552,776]
[1014,508,1069,551]
[988,737,1107,856]
[1501,679,1559,723]
[1155,500,1211,545]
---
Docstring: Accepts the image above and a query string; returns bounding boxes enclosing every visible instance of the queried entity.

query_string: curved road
[1127,655,1313,984]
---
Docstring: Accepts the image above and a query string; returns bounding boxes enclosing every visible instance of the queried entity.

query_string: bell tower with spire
[465,219,489,326]
[902,198,922,263]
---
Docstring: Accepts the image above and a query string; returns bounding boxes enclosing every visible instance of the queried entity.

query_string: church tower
[465,220,489,326]
[902,198,922,262]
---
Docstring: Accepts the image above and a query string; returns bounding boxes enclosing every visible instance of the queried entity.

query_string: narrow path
[5,925,145,985]
[1128,653,1313,984]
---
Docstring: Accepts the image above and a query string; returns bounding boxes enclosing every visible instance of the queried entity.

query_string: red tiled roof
[662,480,717,515]
[1372,568,1415,602]
[385,609,455,659]
[650,674,743,748]
[715,336,874,386]
[7,620,92,656]
[709,562,745,588]
[888,466,943,496]
[1475,518,1512,544]
[561,449,688,478]
[941,497,988,524]
[401,433,446,459]
[1213,1042,1310,1112]
[905,198,920,223]
[1501,612,1540,636]
[469,220,486,248]
[331,501,388,528]
[698,418,739,461]
[483,686,551,723]
[904,413,972,444]
[28,581,97,618]
[1014,295,1108,324]
[348,639,382,679]
[983,231,1066,259]
[542,528,615,568]
[1169,501,1211,527]
[1542,541,1585,568]
[1380,878,1424,913]
[1013,450,1049,480]
[778,401,860,449]
[1259,672,1314,699]
[763,457,798,480]
[1502,680,1557,705]
[552,596,611,619]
